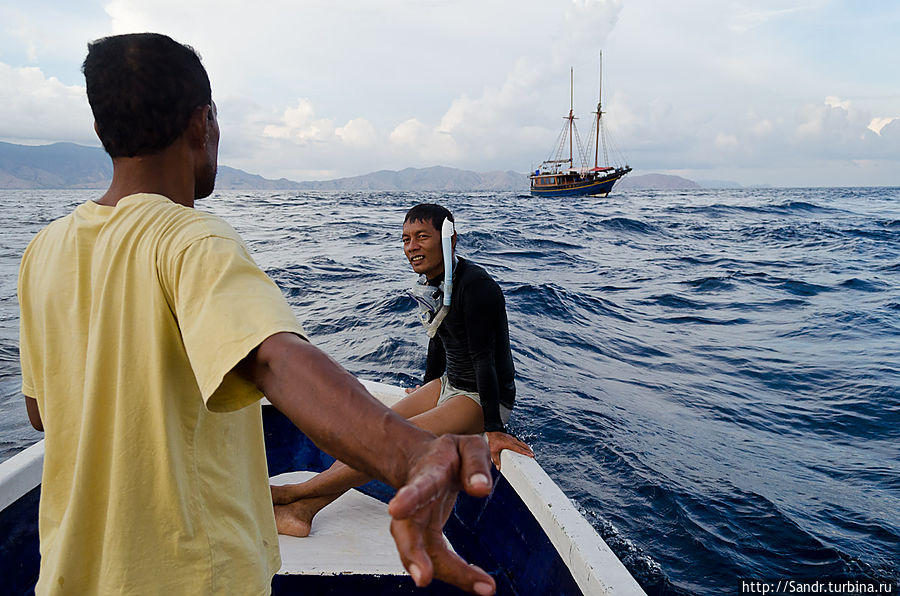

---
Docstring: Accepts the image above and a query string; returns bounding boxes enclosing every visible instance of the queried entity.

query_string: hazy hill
[0,141,713,191]
[0,142,112,189]
[617,173,701,190]
[293,166,526,191]
[0,142,302,190]
[697,179,744,189]
[214,166,306,190]
[0,142,526,191]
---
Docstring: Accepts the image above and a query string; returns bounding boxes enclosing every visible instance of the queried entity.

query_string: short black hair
[404,203,454,233]
[82,33,212,158]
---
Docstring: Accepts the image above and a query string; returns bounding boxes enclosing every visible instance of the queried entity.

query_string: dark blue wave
[594,216,662,235]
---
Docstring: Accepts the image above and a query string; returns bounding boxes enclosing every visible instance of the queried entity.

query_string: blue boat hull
[263,404,584,594]
[530,167,632,198]
[0,485,39,596]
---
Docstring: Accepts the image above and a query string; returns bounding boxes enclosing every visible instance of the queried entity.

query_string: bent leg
[272,379,442,504]
[274,388,480,502]
[273,392,485,536]
[406,393,484,436]
[386,378,442,419]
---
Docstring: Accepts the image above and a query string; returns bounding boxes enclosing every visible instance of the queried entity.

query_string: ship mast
[594,52,603,169]
[568,67,574,169]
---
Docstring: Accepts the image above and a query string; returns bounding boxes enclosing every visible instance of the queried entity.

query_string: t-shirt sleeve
[18,245,37,399]
[166,233,306,412]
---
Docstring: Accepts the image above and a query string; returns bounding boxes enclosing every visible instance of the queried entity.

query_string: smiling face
[402,218,444,281]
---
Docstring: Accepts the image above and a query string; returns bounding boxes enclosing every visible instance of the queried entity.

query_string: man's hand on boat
[388,434,497,595]
[243,332,497,595]
[485,431,535,470]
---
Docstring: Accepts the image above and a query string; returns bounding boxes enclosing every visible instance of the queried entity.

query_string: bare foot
[271,479,344,504]
[273,495,339,537]
[271,483,304,505]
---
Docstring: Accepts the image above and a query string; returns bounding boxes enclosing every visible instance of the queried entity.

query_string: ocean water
[1,187,898,594]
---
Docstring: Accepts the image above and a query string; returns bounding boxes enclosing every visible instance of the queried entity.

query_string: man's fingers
[391,434,491,518]
[431,543,497,595]
[458,435,492,496]
[389,462,448,519]
[390,518,497,595]
[389,518,434,587]
[386,435,497,595]
[389,481,426,520]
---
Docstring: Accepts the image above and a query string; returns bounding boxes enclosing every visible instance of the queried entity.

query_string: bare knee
[408,394,484,436]
[391,379,442,419]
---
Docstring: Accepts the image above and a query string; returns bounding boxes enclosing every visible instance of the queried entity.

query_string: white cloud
[263,99,335,144]
[794,97,872,142]
[867,117,897,136]
[389,118,462,163]
[335,118,377,148]
[104,0,190,36]
[0,63,94,144]
[390,118,428,148]
[825,96,852,110]
[81,0,630,178]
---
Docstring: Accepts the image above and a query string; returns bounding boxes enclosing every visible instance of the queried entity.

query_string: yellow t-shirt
[18,193,305,595]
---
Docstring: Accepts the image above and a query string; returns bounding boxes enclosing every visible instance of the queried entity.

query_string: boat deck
[271,382,430,579]
[272,470,407,577]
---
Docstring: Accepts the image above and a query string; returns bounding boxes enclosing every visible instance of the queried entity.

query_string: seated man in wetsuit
[272,203,533,537]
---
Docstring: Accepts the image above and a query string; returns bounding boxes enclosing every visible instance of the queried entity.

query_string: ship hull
[530,167,631,198]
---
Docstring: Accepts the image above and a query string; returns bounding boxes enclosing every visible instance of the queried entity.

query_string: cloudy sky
[1,0,898,186]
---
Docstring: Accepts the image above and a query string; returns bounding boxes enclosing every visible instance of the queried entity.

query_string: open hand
[387,434,496,595]
[485,431,534,470]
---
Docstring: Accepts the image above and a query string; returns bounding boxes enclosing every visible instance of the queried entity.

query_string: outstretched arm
[241,332,496,595]
[243,332,429,486]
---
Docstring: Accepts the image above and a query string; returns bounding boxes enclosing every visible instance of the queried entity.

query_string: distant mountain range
[285,166,527,192]
[0,141,113,189]
[617,173,700,190]
[0,141,738,191]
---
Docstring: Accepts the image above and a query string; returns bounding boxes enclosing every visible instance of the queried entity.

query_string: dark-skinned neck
[96,138,197,208]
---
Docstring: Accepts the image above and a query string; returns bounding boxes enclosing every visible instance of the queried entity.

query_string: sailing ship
[530,53,631,197]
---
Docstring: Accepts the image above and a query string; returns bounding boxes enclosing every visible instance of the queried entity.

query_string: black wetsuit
[423,256,516,432]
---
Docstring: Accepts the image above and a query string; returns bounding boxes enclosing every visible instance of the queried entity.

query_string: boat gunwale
[0,438,43,512]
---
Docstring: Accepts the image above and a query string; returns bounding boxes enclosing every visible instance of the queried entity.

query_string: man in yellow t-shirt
[18,33,497,596]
